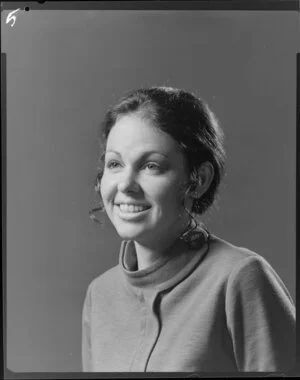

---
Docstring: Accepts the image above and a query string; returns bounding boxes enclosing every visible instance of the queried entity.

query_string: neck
[134,230,187,271]
[133,214,192,270]
[133,242,165,271]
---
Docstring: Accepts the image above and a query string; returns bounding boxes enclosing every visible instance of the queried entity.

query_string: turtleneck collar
[119,230,210,293]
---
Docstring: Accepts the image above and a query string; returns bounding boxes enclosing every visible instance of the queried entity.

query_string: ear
[189,162,215,199]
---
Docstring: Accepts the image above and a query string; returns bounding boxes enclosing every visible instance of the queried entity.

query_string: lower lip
[115,205,150,220]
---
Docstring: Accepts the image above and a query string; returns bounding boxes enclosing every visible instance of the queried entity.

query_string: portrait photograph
[2,0,298,377]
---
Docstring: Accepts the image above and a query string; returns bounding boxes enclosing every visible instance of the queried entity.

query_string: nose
[117,170,140,193]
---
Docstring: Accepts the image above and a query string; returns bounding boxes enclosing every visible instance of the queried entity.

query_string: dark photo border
[1,0,299,378]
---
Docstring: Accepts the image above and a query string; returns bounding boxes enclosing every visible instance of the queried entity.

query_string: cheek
[161,190,184,213]
[149,178,185,211]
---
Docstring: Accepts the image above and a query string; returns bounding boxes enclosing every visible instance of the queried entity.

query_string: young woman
[82,87,295,372]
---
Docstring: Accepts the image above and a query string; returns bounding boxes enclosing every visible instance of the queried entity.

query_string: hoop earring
[179,205,209,248]
[89,175,105,225]
[180,207,197,239]
[89,206,105,225]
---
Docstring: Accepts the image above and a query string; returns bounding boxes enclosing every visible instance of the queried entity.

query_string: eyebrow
[105,150,169,159]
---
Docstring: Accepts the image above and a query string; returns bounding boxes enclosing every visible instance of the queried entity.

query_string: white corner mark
[6,8,21,27]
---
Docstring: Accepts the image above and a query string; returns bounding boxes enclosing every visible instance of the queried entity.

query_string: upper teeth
[119,204,148,213]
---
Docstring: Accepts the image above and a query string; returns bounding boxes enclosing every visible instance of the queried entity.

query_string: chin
[115,225,149,242]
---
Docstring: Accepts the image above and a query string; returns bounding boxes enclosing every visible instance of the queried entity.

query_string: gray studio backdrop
[2,9,298,372]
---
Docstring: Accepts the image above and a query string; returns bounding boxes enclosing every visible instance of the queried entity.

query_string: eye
[143,162,161,172]
[106,160,122,170]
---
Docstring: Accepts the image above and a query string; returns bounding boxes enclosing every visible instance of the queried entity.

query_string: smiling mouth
[117,204,151,213]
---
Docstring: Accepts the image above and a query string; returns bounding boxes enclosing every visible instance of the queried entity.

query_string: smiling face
[100,112,191,248]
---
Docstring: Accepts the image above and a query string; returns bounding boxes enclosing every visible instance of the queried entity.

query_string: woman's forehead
[106,114,181,154]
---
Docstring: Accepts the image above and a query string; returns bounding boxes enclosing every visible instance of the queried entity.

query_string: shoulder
[207,235,294,307]
[208,235,278,280]
[85,264,121,299]
[204,234,293,298]
[203,234,266,277]
[210,239,296,372]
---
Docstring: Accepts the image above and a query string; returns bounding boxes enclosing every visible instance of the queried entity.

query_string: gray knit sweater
[82,234,295,372]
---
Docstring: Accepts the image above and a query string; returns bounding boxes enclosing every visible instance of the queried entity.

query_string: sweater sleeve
[225,255,295,372]
[82,283,93,372]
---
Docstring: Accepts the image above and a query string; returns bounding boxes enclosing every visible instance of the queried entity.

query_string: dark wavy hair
[92,86,225,221]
